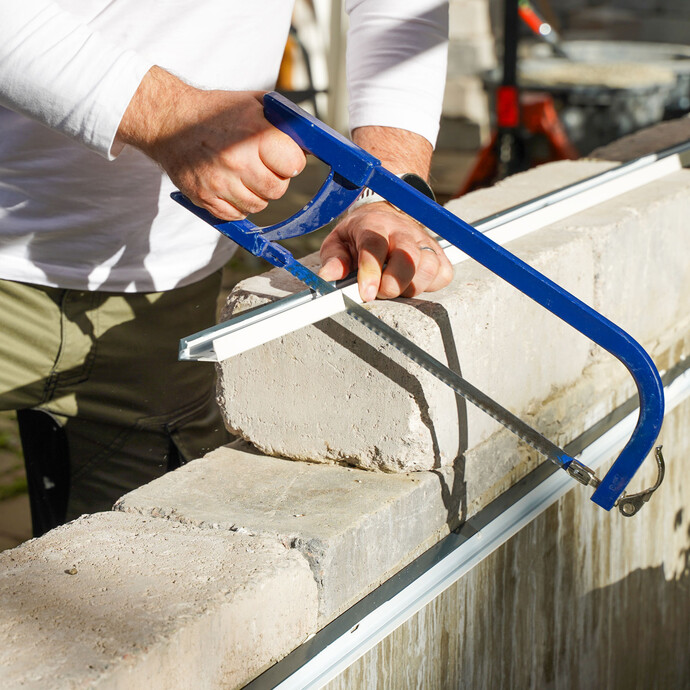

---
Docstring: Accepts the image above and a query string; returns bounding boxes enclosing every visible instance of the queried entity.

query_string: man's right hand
[115,66,306,220]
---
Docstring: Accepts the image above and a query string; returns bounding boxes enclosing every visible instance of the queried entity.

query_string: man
[0,0,452,534]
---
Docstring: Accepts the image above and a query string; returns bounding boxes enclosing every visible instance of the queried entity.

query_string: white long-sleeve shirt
[0,0,448,292]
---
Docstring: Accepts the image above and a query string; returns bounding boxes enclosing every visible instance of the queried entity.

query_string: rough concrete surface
[219,290,463,472]
[116,442,463,624]
[0,512,317,689]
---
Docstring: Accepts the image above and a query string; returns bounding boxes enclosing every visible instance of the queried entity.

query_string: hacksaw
[173,91,666,517]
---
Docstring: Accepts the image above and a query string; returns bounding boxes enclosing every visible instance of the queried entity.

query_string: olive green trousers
[0,272,229,529]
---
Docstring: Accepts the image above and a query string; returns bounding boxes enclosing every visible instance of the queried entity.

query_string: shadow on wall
[315,299,469,532]
[579,540,690,687]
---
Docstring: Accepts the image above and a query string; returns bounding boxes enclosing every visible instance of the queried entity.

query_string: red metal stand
[456,91,578,197]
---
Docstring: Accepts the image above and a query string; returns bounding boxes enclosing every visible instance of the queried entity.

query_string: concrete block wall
[216,159,690,485]
[1,122,690,687]
[116,444,461,626]
[325,392,690,689]
[216,160,690,520]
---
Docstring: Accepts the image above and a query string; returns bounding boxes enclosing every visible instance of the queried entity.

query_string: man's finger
[319,232,354,282]
[378,245,417,298]
[355,230,390,302]
[242,166,290,201]
[319,256,349,282]
[195,183,268,220]
[426,249,454,291]
[399,245,442,297]
[258,129,307,179]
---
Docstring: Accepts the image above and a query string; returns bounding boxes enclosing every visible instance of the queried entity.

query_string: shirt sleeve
[0,0,153,159]
[345,0,449,148]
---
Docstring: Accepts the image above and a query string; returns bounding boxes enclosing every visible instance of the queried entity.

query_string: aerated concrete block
[449,0,492,40]
[551,169,690,359]
[218,161,612,473]
[220,280,462,472]
[116,443,463,624]
[443,75,490,123]
[0,512,317,689]
[447,38,497,77]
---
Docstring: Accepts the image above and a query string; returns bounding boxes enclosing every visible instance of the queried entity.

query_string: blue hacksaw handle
[174,91,665,511]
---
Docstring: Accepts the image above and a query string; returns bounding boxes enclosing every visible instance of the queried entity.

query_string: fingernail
[319,258,336,279]
[363,284,377,302]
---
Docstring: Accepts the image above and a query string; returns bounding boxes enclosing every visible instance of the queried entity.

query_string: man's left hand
[319,202,453,302]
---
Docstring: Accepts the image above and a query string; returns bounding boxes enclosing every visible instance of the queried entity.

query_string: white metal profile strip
[183,146,687,363]
[270,364,690,690]
[440,151,682,264]
[213,284,361,360]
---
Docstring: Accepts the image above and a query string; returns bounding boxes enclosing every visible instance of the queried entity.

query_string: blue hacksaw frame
[173,92,665,512]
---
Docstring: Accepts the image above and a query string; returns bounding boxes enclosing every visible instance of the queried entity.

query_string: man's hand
[319,125,453,301]
[116,66,306,220]
[319,203,452,301]
[118,70,453,300]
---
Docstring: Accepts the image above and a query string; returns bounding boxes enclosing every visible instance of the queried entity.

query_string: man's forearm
[352,126,433,179]
[115,66,192,155]
[115,67,305,220]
